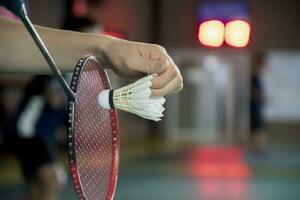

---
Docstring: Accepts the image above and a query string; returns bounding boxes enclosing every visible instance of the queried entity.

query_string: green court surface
[1,142,300,200]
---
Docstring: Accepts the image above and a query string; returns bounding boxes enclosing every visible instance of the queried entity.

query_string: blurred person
[0,0,17,150]
[0,1,182,199]
[3,76,67,200]
[250,52,267,152]
[0,85,5,146]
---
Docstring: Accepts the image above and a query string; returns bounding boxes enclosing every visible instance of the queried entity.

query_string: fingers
[137,58,168,75]
[151,59,176,89]
[151,71,183,96]
[149,58,183,96]
[126,43,183,96]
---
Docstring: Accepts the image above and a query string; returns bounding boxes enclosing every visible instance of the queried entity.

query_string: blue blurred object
[197,0,250,22]
[0,0,24,17]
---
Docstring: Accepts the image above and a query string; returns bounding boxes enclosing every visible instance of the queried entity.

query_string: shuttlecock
[97,75,166,121]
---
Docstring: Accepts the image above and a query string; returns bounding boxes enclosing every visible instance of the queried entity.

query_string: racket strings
[71,58,118,200]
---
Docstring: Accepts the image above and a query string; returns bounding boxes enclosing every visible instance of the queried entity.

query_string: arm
[0,17,183,96]
[0,17,108,73]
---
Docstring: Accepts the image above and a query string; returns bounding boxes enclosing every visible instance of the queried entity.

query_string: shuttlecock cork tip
[98,89,111,109]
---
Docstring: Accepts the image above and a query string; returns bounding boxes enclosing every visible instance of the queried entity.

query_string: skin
[0,17,183,96]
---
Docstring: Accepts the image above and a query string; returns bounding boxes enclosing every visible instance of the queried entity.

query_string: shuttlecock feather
[98,75,166,121]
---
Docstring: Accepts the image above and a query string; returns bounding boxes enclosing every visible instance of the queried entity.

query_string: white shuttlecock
[97,74,166,121]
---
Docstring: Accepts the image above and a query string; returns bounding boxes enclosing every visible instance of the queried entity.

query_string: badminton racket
[1,1,120,200]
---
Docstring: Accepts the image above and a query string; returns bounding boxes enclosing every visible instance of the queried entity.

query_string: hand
[102,38,183,96]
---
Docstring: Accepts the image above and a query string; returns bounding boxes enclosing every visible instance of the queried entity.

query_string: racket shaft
[19,7,75,100]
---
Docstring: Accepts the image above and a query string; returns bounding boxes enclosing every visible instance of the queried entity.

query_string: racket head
[67,55,119,200]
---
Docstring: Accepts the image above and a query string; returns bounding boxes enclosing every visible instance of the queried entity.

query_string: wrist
[94,35,123,68]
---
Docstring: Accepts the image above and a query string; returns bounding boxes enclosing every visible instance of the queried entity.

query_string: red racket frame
[67,55,119,200]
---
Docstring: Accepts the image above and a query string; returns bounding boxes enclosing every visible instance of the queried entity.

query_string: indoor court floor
[1,133,300,200]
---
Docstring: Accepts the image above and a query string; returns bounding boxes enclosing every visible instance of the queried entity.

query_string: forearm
[0,17,113,74]
[0,17,183,96]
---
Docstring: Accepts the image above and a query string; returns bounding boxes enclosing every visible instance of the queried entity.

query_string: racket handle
[1,0,24,17]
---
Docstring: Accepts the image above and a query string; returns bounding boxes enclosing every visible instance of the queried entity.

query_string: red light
[185,146,251,178]
[72,0,87,17]
[198,20,225,47]
[225,20,250,47]
[102,30,125,39]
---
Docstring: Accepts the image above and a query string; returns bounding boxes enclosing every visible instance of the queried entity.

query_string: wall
[27,0,300,49]
[250,0,300,50]
[159,0,300,49]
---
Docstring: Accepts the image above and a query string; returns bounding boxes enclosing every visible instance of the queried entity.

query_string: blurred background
[1,0,300,199]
